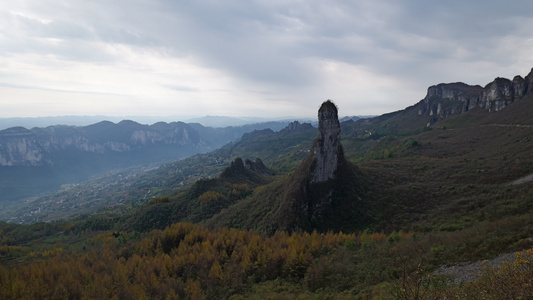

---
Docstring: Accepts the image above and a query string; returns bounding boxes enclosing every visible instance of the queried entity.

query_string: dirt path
[432,252,517,284]
[482,124,533,128]
[509,173,533,185]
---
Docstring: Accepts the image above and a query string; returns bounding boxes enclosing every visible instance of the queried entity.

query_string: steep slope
[347,68,533,136]
[205,91,533,234]
[354,91,533,232]
[123,157,276,232]
[208,101,370,233]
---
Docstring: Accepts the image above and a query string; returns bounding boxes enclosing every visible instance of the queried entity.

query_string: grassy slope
[119,93,533,237]
[203,95,533,238]
[353,96,533,233]
[121,158,277,232]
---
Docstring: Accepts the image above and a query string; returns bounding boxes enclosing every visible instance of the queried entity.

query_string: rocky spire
[273,99,366,232]
[311,100,344,183]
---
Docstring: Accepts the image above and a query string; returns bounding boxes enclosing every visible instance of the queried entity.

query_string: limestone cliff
[482,77,517,111]
[418,68,533,124]
[0,121,202,167]
[418,82,483,118]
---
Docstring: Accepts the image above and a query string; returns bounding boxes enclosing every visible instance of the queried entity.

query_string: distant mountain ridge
[1,120,318,223]
[0,121,202,167]
[0,120,293,202]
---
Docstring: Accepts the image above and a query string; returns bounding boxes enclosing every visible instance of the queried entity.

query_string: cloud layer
[1,0,533,118]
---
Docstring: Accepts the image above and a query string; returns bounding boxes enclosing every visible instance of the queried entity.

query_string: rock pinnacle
[312,100,344,183]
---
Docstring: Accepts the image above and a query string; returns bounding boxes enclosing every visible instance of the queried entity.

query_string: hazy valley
[0,119,296,205]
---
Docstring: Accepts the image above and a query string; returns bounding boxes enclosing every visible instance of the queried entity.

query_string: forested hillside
[1,77,533,298]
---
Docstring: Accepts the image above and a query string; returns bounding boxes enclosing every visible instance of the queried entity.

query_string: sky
[1,0,533,120]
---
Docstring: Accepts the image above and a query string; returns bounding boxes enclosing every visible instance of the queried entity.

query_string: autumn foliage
[1,218,533,299]
[0,223,361,299]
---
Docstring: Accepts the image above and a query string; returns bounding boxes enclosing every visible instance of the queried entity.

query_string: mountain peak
[279,121,313,133]
[271,100,367,231]
[312,100,344,183]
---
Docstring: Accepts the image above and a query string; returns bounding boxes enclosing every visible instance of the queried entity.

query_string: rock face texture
[419,83,483,118]
[482,77,517,111]
[275,100,367,232]
[220,157,272,179]
[312,100,344,183]
[418,68,533,124]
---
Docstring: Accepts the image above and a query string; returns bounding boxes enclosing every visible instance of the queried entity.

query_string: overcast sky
[1,0,533,120]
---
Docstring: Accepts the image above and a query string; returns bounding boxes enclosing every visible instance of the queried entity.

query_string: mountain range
[3,68,533,226]
[127,67,533,233]
[0,115,320,131]
[0,120,292,203]
[1,67,533,298]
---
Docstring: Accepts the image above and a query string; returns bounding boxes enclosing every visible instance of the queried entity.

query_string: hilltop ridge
[208,101,369,232]
[418,68,533,124]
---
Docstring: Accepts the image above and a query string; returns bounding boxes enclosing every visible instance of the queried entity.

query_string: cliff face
[418,68,533,124]
[0,121,202,167]
[312,101,344,183]
[276,100,367,232]
[418,83,483,124]
[482,77,517,111]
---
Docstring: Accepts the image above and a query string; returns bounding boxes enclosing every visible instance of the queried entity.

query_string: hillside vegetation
[0,90,533,298]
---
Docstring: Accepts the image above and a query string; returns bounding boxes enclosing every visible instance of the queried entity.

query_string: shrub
[149,196,170,204]
[458,248,533,299]
[198,191,224,205]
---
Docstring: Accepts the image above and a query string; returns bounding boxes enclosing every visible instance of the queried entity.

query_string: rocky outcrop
[276,100,367,232]
[279,121,314,133]
[513,75,526,99]
[482,77,515,111]
[220,157,273,180]
[243,158,270,175]
[526,70,533,95]
[418,82,483,123]
[312,101,344,183]
[418,68,533,124]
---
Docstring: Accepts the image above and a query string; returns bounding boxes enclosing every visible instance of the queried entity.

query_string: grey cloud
[3,0,533,118]
[0,2,160,62]
[0,82,128,97]
[163,85,200,93]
